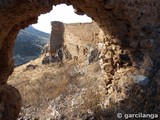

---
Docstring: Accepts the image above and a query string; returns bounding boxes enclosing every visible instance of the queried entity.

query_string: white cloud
[32,4,92,33]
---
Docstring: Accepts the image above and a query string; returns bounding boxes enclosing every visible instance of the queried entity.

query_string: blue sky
[32,4,92,33]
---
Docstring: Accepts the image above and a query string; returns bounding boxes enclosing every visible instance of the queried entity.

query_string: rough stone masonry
[0,0,160,119]
[50,21,100,60]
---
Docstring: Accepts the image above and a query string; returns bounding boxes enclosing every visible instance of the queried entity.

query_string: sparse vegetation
[8,56,106,119]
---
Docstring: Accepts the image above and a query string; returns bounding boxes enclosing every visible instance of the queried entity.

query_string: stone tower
[50,21,64,56]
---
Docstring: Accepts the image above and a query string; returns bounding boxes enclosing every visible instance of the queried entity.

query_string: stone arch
[1,0,160,119]
[0,0,121,85]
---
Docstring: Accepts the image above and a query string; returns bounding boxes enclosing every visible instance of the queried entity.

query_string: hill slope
[9,54,105,120]
[13,26,50,66]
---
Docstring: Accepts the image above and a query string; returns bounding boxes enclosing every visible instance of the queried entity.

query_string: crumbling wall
[50,21,64,55]
[50,21,100,60]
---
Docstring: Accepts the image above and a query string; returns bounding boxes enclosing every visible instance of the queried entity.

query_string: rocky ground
[8,52,107,120]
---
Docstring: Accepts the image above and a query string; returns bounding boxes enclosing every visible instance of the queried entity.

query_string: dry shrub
[79,90,102,113]
[19,71,71,107]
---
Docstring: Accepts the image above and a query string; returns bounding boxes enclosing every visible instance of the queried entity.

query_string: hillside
[13,26,50,66]
[8,53,106,120]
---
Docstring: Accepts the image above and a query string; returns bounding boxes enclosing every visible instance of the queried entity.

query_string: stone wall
[50,21,100,59]
[50,21,64,54]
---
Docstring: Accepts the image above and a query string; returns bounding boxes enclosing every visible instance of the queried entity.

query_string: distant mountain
[13,26,50,66]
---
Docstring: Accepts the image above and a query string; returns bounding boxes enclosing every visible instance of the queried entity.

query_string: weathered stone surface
[50,21,64,55]
[0,84,22,120]
[26,64,37,71]
[42,55,52,65]
[50,21,100,60]
[131,74,150,86]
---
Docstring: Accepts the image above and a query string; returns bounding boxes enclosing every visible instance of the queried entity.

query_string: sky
[32,4,92,33]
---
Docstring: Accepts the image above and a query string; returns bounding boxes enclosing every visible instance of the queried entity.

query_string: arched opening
[12,4,95,66]
[9,4,106,119]
[0,0,160,119]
